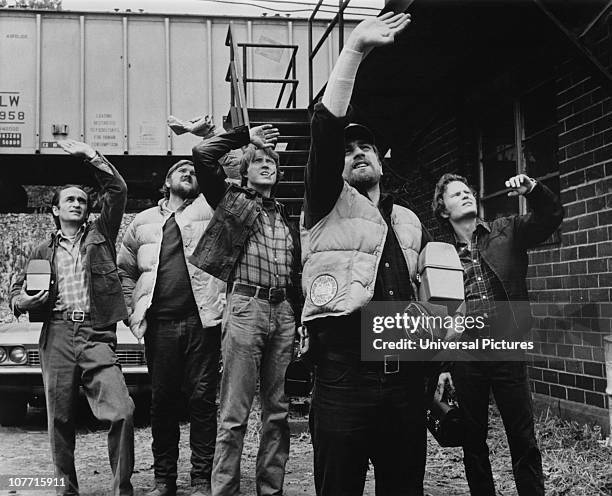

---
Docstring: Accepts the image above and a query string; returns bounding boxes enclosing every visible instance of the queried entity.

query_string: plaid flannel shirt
[53,225,90,312]
[233,199,293,289]
[455,221,503,322]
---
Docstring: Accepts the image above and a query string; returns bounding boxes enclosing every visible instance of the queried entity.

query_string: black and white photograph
[0,0,611,494]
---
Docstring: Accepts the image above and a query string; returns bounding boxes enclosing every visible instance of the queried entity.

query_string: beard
[170,180,199,200]
[347,169,380,191]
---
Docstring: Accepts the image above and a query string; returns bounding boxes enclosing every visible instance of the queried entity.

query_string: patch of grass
[537,408,612,496]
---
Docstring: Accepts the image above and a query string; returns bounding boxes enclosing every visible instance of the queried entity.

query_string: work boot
[146,481,177,496]
[190,481,212,496]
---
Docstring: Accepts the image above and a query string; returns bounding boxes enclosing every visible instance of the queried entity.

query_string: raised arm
[192,124,278,209]
[505,174,564,248]
[58,139,127,244]
[304,12,411,229]
[322,12,411,118]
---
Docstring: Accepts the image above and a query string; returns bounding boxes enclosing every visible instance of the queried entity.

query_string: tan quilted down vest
[300,182,421,323]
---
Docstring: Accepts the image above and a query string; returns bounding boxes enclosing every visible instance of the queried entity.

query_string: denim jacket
[9,154,128,341]
[188,126,302,312]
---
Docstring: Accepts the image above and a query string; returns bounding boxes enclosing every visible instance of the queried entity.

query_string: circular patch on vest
[310,274,338,307]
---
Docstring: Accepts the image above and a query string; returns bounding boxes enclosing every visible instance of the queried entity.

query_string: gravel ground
[1,402,610,496]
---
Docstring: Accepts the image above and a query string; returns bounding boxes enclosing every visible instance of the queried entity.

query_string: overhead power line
[195,0,380,14]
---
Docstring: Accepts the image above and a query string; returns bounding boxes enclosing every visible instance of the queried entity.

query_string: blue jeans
[145,315,221,486]
[310,357,427,496]
[452,361,544,496]
[212,293,295,496]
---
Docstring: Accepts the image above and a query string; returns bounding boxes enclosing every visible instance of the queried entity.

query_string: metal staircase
[247,108,310,221]
[224,24,311,222]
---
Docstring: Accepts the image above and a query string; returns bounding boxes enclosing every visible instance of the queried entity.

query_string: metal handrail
[308,0,351,105]
[225,24,299,121]
[225,23,249,127]
[239,42,299,109]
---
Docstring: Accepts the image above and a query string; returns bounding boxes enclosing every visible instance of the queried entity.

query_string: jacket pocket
[221,192,248,217]
[91,261,122,295]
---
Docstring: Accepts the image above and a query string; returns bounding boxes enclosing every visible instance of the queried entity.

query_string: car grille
[27,349,146,366]
[27,350,41,366]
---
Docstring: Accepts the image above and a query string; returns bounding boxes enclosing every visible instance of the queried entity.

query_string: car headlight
[9,346,27,364]
[0,347,6,363]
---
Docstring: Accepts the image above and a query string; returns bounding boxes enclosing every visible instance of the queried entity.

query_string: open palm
[351,12,411,51]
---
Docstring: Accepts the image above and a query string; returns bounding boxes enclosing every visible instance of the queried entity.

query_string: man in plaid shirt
[433,172,563,496]
[188,123,301,496]
[10,139,134,495]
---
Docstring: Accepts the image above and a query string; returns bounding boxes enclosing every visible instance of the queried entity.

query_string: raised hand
[505,174,536,197]
[58,139,96,160]
[250,124,280,149]
[168,114,216,137]
[348,12,412,53]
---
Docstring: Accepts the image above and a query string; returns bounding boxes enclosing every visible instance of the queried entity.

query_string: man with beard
[300,12,432,496]
[118,160,225,496]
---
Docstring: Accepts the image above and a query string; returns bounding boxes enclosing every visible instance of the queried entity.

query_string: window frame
[477,80,561,220]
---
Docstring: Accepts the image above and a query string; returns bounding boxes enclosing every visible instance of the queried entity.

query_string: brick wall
[385,14,612,418]
[527,12,612,411]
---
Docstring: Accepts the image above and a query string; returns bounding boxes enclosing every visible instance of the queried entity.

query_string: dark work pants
[144,314,221,486]
[310,357,427,496]
[452,361,544,496]
[40,318,135,496]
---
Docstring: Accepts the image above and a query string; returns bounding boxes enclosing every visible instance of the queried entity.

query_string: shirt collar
[56,223,86,244]
[453,219,490,246]
[159,196,196,215]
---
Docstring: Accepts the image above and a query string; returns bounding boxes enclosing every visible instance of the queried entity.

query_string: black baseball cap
[344,123,375,146]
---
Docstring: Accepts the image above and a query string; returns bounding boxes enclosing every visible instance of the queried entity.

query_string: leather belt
[322,350,400,375]
[52,310,91,322]
[232,282,287,303]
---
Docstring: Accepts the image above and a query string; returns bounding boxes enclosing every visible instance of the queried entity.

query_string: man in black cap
[118,159,225,496]
[300,12,432,496]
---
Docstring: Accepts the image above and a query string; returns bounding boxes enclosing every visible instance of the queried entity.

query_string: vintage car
[0,320,149,426]
[0,319,312,426]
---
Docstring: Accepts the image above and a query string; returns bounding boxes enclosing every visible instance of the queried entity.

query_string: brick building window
[478,81,560,219]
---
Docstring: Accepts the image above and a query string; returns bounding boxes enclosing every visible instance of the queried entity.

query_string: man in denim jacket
[189,124,300,496]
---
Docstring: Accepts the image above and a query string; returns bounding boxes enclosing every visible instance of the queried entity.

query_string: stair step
[277,149,308,155]
[248,107,310,124]
[277,181,304,186]
[252,121,310,136]
[277,135,310,142]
